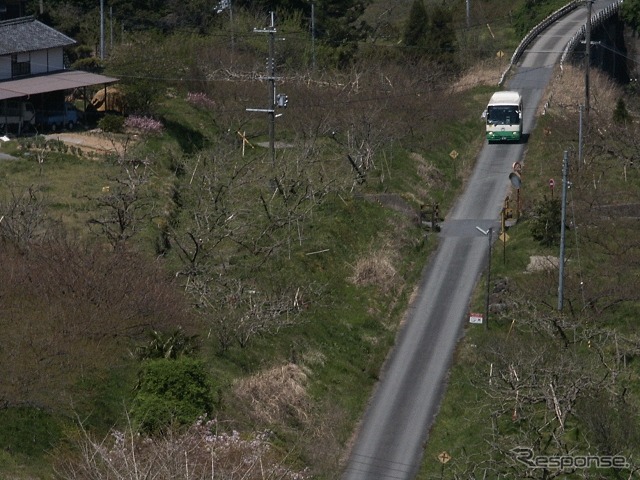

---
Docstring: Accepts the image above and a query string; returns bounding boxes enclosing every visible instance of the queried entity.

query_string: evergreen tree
[314,0,371,66]
[425,4,457,68]
[622,0,640,34]
[530,197,562,247]
[613,98,631,123]
[403,0,429,48]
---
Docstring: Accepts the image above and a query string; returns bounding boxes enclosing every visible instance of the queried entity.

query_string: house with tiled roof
[0,16,76,77]
[0,16,118,133]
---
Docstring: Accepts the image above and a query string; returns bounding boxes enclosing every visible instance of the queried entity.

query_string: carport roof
[0,70,119,101]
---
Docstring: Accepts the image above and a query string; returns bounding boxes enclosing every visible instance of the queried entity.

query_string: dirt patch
[361,193,416,217]
[526,255,559,272]
[44,131,130,155]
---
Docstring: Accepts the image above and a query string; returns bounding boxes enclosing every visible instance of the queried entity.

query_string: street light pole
[476,226,493,329]
[485,227,492,330]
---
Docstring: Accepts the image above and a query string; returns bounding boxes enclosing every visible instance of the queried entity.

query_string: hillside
[4,0,638,478]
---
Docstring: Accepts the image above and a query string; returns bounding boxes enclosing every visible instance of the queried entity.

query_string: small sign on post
[549,178,555,197]
[438,451,452,464]
[469,312,484,324]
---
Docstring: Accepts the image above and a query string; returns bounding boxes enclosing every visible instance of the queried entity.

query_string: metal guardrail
[560,0,624,68]
[498,1,581,85]
[498,0,623,85]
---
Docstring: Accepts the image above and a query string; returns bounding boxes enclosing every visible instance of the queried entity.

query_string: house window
[11,54,30,77]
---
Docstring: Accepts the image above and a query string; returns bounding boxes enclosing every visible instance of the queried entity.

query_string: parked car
[0,100,35,134]
[36,102,82,132]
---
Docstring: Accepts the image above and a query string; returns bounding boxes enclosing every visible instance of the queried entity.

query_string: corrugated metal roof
[0,16,76,55]
[0,70,119,101]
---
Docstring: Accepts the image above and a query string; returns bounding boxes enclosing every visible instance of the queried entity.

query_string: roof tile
[0,16,76,55]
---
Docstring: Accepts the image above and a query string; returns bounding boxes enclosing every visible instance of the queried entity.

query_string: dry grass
[543,65,622,118]
[233,363,311,426]
[412,152,445,190]
[349,249,398,294]
[452,59,506,92]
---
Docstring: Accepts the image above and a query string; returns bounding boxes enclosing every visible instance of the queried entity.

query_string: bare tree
[0,184,52,248]
[87,148,155,250]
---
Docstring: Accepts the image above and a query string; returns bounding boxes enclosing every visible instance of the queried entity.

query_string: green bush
[98,114,125,133]
[131,357,215,433]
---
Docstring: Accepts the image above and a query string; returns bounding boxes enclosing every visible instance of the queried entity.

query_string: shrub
[98,114,125,133]
[71,57,105,73]
[131,357,215,433]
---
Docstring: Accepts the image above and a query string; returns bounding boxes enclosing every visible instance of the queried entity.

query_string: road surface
[341,1,618,478]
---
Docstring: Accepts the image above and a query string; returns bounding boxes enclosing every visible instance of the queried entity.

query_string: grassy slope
[6,0,602,477]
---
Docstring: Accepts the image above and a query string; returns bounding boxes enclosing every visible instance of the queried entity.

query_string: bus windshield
[487,106,520,126]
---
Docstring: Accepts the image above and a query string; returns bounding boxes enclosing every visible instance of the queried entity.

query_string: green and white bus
[485,91,523,143]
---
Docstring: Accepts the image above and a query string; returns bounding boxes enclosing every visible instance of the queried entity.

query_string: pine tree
[425,4,457,68]
[613,98,631,123]
[403,0,429,48]
[314,0,371,66]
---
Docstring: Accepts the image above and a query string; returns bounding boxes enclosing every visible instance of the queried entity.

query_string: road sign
[509,172,521,189]
[469,313,483,324]
[438,451,452,464]
[449,150,459,160]
[549,178,555,189]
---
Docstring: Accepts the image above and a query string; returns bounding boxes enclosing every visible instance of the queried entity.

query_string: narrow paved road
[342,2,617,478]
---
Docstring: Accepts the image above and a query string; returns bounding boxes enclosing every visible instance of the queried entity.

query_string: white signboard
[469,312,484,324]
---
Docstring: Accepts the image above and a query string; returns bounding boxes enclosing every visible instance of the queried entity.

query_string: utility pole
[311,1,316,71]
[100,0,105,60]
[578,104,584,167]
[110,5,113,53]
[466,0,470,28]
[247,12,277,166]
[267,12,276,166]
[558,151,569,311]
[584,0,594,117]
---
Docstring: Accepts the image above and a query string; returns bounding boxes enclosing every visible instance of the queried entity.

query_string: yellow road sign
[449,150,458,160]
[438,451,452,464]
